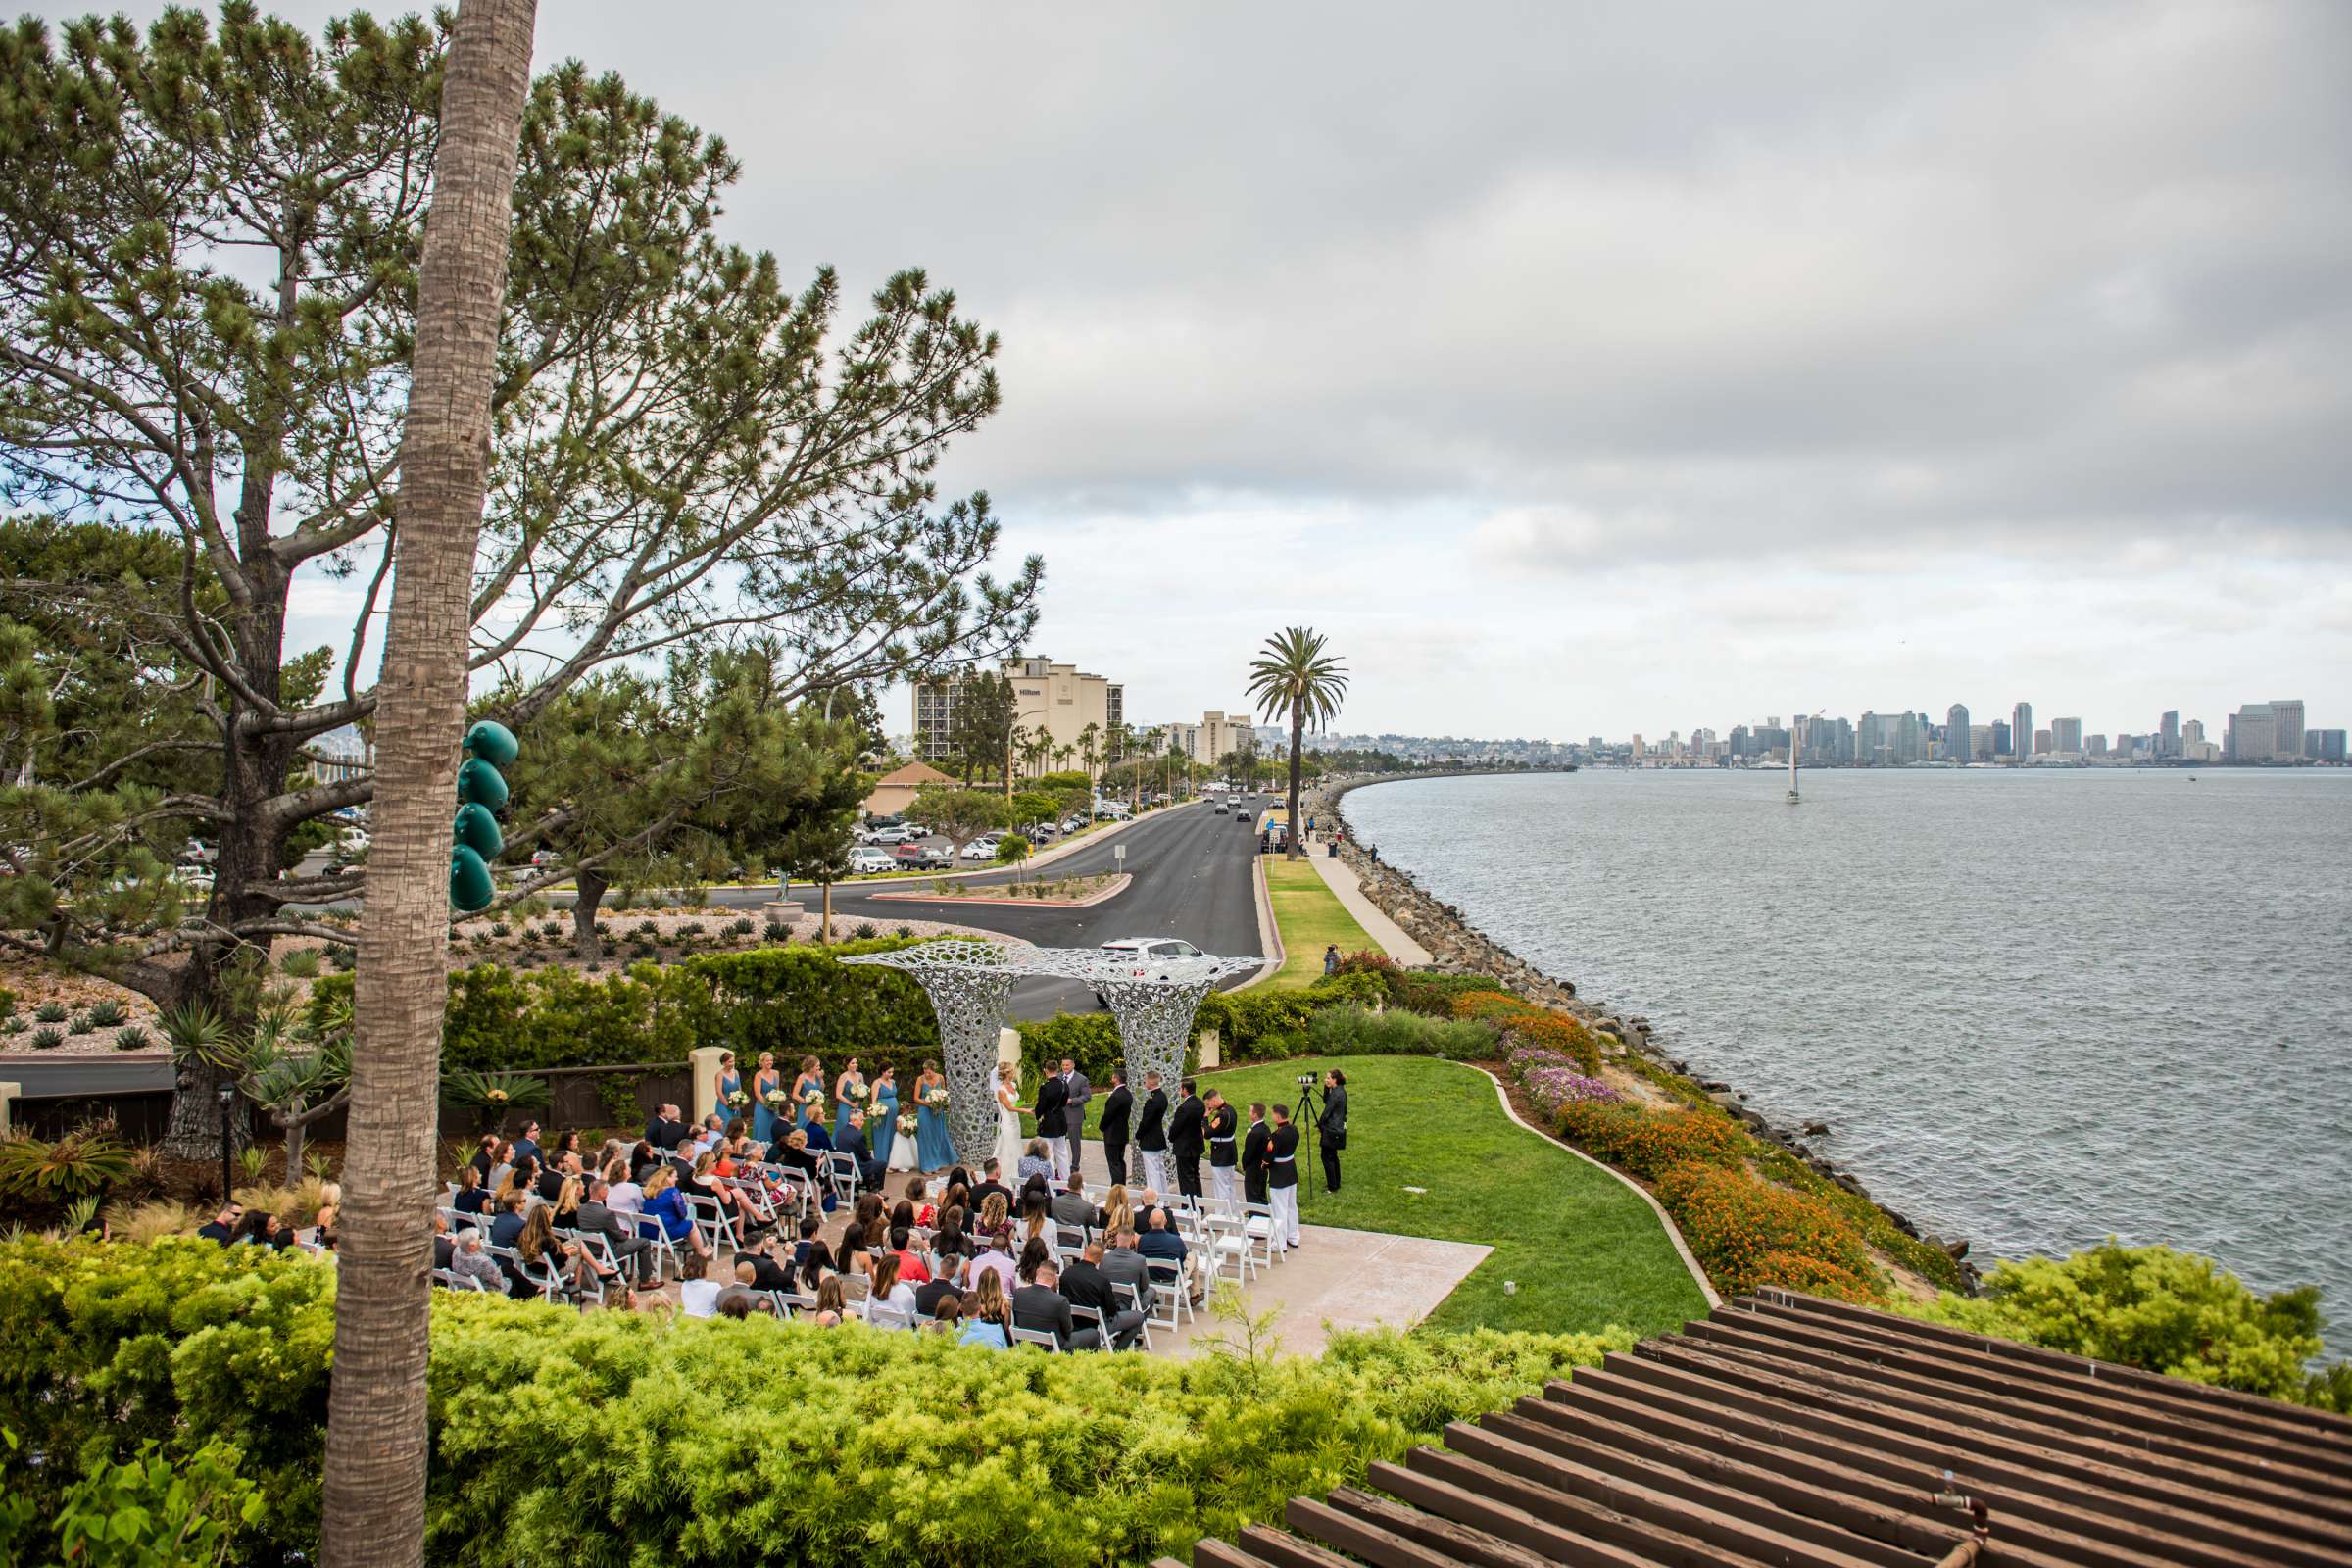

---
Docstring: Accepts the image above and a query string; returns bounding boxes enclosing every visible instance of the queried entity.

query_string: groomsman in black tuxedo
[1266,1103,1302,1250]
[1204,1089,1240,1205]
[1241,1102,1272,1206]
[1167,1078,1206,1200]
[1099,1067,1134,1185]
[1135,1071,1170,1194]
[1034,1067,1069,1179]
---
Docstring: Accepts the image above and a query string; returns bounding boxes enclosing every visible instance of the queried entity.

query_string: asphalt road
[739,799,1271,1019]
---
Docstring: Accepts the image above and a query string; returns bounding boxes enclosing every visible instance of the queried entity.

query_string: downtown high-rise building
[2050,716,2083,756]
[2012,702,2034,765]
[2160,710,2180,759]
[2272,699,2305,761]
[1945,703,1971,762]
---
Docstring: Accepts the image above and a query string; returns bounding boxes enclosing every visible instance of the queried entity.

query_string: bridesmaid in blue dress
[713,1051,743,1129]
[792,1055,825,1132]
[751,1052,783,1147]
[831,1057,865,1147]
[869,1066,900,1170]
[913,1059,955,1172]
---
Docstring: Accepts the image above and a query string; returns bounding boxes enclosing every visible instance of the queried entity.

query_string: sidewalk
[1304,847,1432,965]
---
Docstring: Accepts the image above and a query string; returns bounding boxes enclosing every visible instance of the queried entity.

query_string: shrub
[1520,1068,1619,1116]
[1907,1242,2347,1409]
[112,1026,151,1052]
[1302,1004,1493,1060]
[1449,990,1539,1026]
[1,1015,24,1035]
[853,922,876,939]
[1389,971,1511,1016]
[1553,1100,1744,1181]
[280,948,324,978]
[83,999,127,1028]
[0,1237,1623,1565]
[67,1011,93,1035]
[31,1002,67,1024]
[0,1128,135,1199]
[1656,1161,1875,1298]
[1501,1012,1600,1075]
[1304,968,1388,1007]
[761,918,790,942]
[29,1027,63,1050]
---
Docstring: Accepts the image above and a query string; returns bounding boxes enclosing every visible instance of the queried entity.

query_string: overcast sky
[86,0,2352,740]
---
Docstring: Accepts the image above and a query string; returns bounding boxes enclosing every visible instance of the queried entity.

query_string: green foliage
[440,1068,551,1114]
[1305,967,1390,1007]
[0,1236,1617,1565]
[28,1026,62,1050]
[1907,1242,2347,1409]
[1303,1004,1494,1060]
[278,948,323,978]
[113,1026,150,1052]
[29,1437,264,1568]
[31,1002,67,1024]
[905,784,1008,855]
[83,999,127,1028]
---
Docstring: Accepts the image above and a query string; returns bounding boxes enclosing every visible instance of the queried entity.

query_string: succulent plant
[85,999,128,1028]
[30,1027,66,1050]
[114,1026,151,1051]
[32,1002,69,1024]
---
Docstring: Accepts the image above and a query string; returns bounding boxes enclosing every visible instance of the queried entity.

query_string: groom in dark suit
[1034,1067,1069,1181]
[1098,1067,1133,1185]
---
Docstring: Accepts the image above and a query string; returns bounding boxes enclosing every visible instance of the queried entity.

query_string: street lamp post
[216,1083,237,1205]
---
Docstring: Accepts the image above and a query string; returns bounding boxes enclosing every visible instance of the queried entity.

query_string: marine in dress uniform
[1266,1106,1302,1250]
[1204,1093,1239,1205]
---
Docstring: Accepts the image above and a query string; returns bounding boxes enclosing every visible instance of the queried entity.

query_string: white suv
[847,848,898,875]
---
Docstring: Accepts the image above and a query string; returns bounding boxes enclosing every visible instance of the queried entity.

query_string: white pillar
[0,1081,17,1135]
[998,1025,1022,1071]
[1197,1028,1221,1070]
[688,1045,727,1125]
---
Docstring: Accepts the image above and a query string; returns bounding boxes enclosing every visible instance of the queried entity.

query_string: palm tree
[1076,721,1102,819]
[1248,627,1349,862]
[322,4,538,1563]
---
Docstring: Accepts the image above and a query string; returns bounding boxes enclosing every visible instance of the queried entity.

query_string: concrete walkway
[1303,847,1433,965]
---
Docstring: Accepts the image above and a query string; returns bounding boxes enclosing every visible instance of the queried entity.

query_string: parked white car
[859,824,918,846]
[847,848,898,875]
[960,836,1003,860]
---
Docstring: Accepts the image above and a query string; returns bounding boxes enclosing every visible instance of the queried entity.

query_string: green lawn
[1206,1054,1709,1340]
[1262,856,1380,983]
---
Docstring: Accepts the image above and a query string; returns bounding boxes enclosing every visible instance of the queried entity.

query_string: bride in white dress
[992,1062,1027,1177]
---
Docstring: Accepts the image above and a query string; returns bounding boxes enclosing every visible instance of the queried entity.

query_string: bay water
[1345,767,2352,1353]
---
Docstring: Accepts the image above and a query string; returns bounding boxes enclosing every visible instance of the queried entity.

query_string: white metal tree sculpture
[840,941,1047,1166]
[1050,953,1261,1092]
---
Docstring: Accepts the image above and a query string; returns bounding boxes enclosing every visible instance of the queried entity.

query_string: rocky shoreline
[1307,771,1981,1291]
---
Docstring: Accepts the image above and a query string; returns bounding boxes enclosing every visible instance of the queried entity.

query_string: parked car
[1094,936,1205,1001]
[1061,815,1089,833]
[960,836,1003,861]
[847,848,898,875]
[893,843,952,870]
[859,824,919,846]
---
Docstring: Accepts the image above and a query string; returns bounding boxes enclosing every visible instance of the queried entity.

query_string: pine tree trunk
[572,864,609,960]
[320,5,536,1564]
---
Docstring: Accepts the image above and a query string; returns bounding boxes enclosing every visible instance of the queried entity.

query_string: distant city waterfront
[1347,767,2352,1354]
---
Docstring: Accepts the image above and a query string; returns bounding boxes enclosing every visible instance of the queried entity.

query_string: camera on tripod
[1295,1072,1317,1089]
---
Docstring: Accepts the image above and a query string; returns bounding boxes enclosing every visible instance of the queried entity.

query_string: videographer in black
[1317,1069,1348,1193]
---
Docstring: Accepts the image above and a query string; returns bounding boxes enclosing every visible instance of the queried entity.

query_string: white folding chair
[1052,1222,1090,1261]
[684,1193,742,1255]
[1205,1213,1256,1288]
[1110,1280,1152,1349]
[631,1216,684,1280]
[433,1267,487,1292]
[1148,1260,1194,1326]
[488,1244,564,1301]
[1009,1325,1059,1351]
[1067,1301,1112,1350]
[1241,1202,1280,1268]
[824,1152,861,1203]
[866,1302,913,1331]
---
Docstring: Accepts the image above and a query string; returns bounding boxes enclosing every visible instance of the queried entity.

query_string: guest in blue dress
[751,1052,783,1147]
[714,1052,743,1128]
[792,1055,825,1132]
[832,1057,865,1148]
[870,1067,900,1170]
[914,1060,955,1171]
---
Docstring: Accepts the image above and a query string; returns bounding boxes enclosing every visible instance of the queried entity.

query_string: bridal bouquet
[763,1088,790,1110]
[920,1086,951,1109]
[898,1110,919,1138]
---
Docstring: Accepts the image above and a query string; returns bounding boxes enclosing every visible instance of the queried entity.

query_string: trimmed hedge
[0,1237,1628,1566]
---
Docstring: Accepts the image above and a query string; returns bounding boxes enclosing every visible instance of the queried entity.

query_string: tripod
[1291,1080,1322,1208]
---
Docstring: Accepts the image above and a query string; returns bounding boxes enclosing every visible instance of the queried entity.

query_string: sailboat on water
[1786,744,1801,805]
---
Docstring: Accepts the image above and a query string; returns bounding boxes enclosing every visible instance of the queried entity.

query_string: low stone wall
[1313,772,1979,1285]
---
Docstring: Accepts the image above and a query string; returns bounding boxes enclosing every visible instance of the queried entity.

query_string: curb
[1453,1058,1721,1309]
[868,873,1133,910]
[1233,852,1286,992]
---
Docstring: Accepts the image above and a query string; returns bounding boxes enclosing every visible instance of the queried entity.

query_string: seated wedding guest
[604,1162,644,1218]
[679,1256,721,1318]
[969,1231,1017,1298]
[889,1195,916,1234]
[1050,1173,1099,1232]
[741,1236,797,1293]
[1011,1256,1098,1350]
[544,1129,581,1171]
[800,1116,835,1154]
[487,1191,529,1250]
[790,1214,823,1272]
[811,1274,848,1327]
[451,1167,491,1216]
[851,1191,885,1239]
[516,1203,620,1302]
[889,1224,931,1285]
[451,1230,505,1292]
[976,1192,1011,1245]
[627,1140,661,1184]
[1016,1138,1055,1187]
[913,1244,964,1318]
[468,1133,501,1180]
[1016,1236,1054,1284]
[536,1152,578,1204]
[959,1270,1012,1348]
[933,1199,970,1253]
[906,1175,934,1227]
[314,1183,341,1236]
[1100,1227,1152,1308]
[971,1159,1011,1214]
[1060,1241,1147,1349]
[198,1202,243,1244]
[236,1209,292,1250]
[685,1151,766,1238]
[927,1295,964,1335]
[638,1169,711,1261]
[864,1254,918,1323]
[510,1120,543,1167]
[1137,1205,1188,1269]
[666,1136,699,1185]
[595,1136,627,1172]
[550,1175,587,1232]
[717,1293,758,1319]
[799,1237,838,1297]
[575,1178,657,1285]
[495,1156,539,1209]
[943,1166,973,1205]
[773,1128,822,1185]
[644,1102,688,1151]
[1019,1199,1052,1251]
[714,1260,761,1316]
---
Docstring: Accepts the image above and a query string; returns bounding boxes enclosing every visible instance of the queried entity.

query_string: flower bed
[1552,1098,1744,1182]
[1655,1161,1876,1298]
